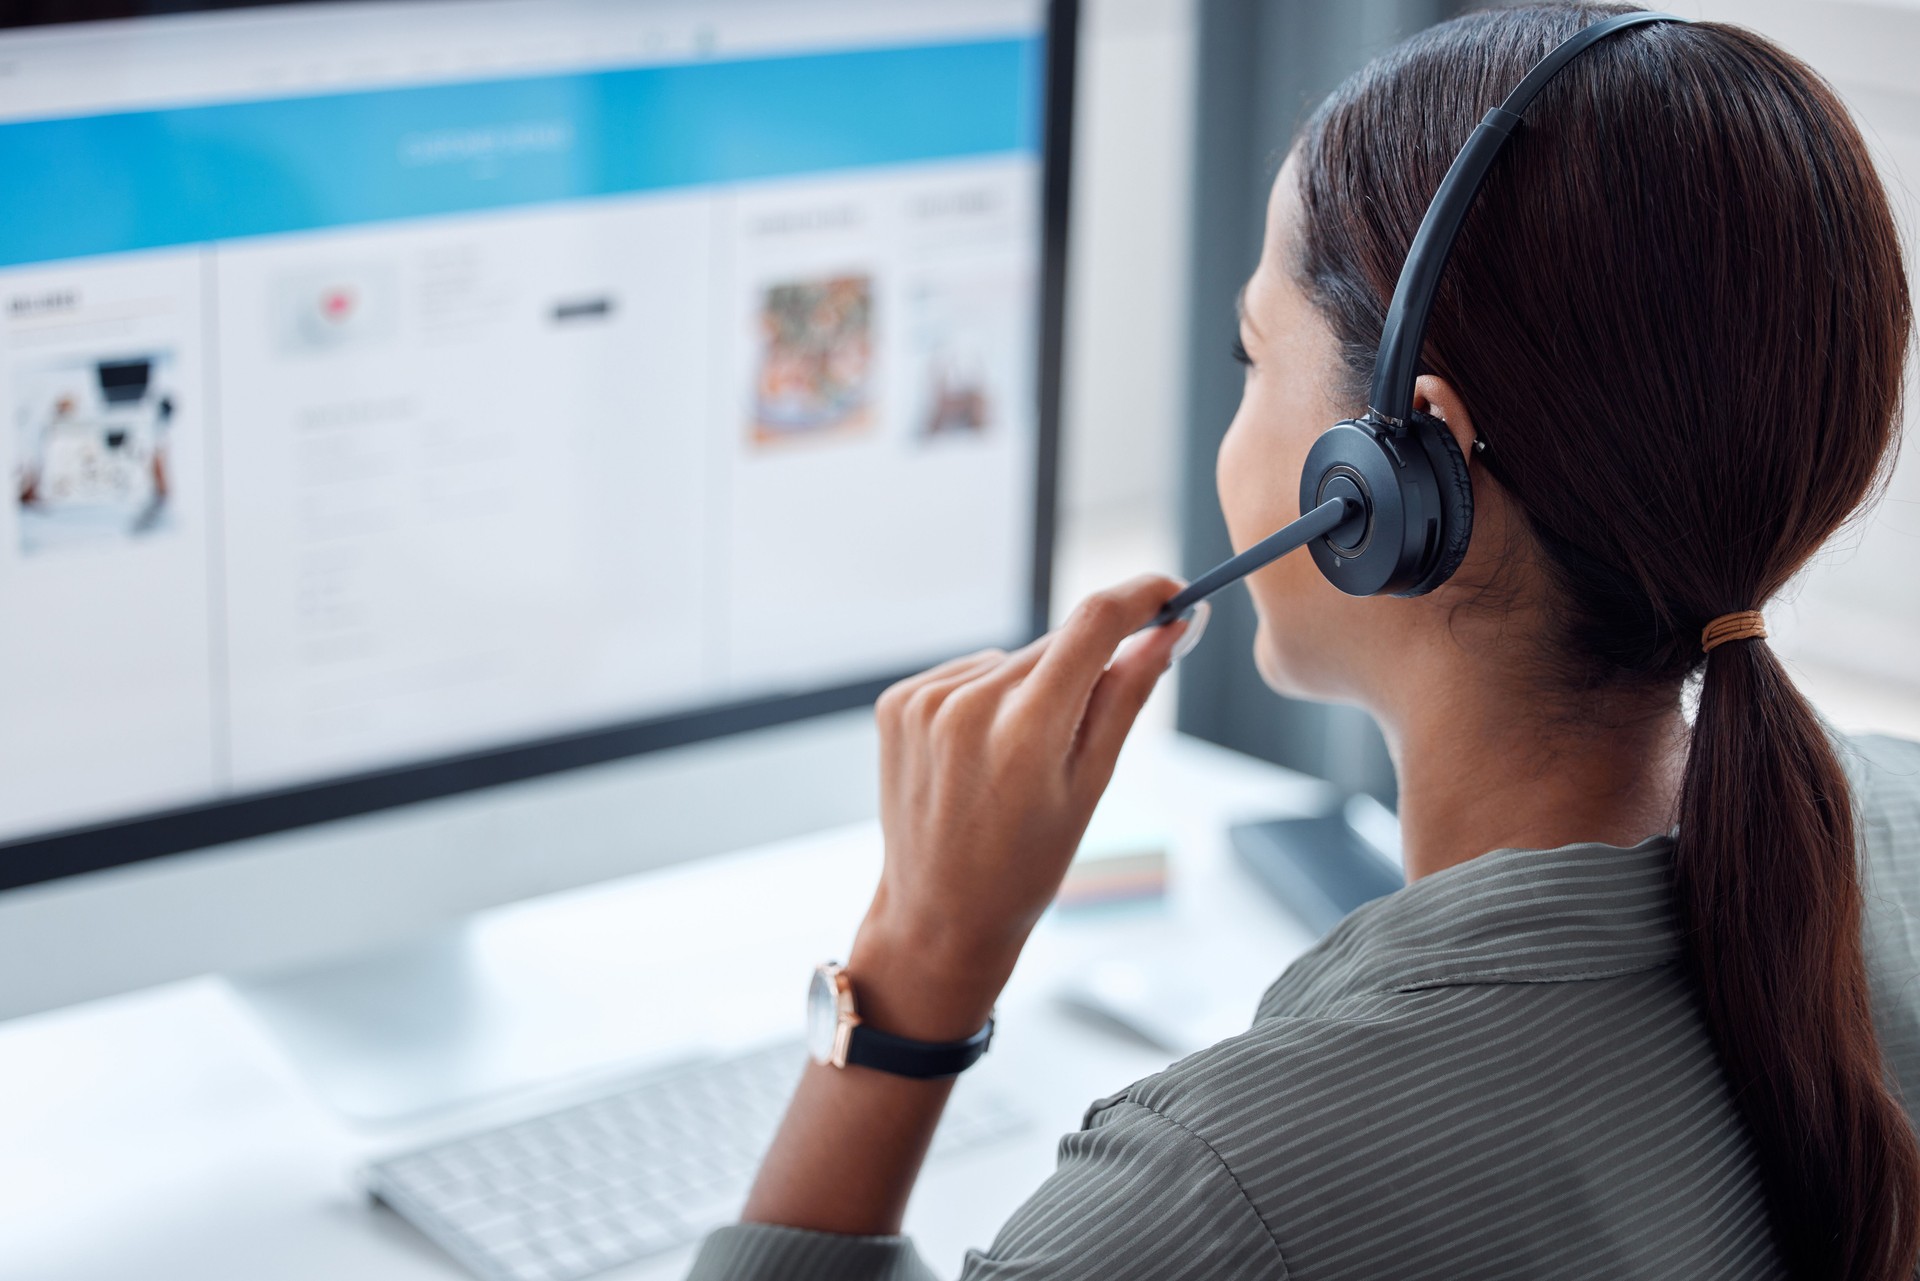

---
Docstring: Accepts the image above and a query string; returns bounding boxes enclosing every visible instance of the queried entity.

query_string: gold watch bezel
[810,961,863,1069]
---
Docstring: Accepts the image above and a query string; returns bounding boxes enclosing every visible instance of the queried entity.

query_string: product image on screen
[0,0,1057,876]
[14,353,178,554]
[909,272,1024,441]
[752,274,875,445]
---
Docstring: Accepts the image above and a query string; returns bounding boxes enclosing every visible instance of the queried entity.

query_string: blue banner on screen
[0,38,1041,267]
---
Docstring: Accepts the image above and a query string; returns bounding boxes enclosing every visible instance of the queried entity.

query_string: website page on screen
[0,0,1049,844]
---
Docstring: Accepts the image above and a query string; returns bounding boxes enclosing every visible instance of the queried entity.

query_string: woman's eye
[1230,334,1253,368]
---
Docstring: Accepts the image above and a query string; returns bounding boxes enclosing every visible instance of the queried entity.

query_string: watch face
[807,967,839,1064]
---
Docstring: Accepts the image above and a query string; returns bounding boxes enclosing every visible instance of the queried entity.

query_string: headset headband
[1367,10,1684,428]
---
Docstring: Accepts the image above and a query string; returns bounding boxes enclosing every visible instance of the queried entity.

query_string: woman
[691,4,1920,1277]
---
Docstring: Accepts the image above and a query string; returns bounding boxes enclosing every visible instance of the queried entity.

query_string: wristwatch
[807,961,994,1080]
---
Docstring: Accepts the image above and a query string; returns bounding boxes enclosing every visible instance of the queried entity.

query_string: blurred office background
[6,3,1920,1278]
[1064,0,1920,795]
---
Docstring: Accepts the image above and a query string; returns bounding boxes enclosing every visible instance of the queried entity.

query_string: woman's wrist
[844,914,1014,1045]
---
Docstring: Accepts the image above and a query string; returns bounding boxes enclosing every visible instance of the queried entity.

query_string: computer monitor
[0,0,1074,1029]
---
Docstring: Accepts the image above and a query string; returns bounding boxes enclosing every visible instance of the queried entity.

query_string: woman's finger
[876,647,1003,732]
[1017,575,1182,724]
[967,630,1054,691]
[898,649,1009,726]
[919,646,1009,685]
[1068,613,1187,786]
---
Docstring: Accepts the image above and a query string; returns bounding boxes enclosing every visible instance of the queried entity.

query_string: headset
[1152,10,1684,629]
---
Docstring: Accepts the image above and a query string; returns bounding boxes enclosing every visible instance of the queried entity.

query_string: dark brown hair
[1292,5,1916,1277]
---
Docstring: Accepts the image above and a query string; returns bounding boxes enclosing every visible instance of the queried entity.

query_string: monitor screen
[0,0,1067,888]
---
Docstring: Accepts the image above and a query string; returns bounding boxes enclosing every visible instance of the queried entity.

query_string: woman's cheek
[1247,571,1317,697]
[1215,386,1360,702]
[1252,619,1290,692]
[1215,409,1290,556]
[1214,415,1256,554]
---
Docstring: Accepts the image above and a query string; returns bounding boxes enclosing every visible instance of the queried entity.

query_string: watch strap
[844,1017,994,1080]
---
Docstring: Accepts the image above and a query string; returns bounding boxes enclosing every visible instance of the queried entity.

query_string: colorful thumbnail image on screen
[14,353,177,555]
[751,273,874,446]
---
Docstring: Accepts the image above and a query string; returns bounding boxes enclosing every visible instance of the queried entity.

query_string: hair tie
[1701,611,1767,654]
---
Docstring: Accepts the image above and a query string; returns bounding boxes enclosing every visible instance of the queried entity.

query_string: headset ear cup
[1401,410,1475,597]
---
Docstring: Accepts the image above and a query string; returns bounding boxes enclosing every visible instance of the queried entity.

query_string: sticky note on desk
[1055,828,1169,911]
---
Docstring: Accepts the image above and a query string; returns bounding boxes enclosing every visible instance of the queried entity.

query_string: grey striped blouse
[689,733,1920,1280]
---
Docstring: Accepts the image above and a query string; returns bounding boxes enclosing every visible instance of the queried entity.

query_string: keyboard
[366,1040,1029,1281]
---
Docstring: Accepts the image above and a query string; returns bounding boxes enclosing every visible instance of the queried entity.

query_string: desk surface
[0,732,1325,1280]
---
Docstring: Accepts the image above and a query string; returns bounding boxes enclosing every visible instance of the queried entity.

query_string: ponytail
[1677,630,1920,1279]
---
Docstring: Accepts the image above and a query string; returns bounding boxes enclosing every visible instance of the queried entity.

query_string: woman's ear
[1412,374,1480,465]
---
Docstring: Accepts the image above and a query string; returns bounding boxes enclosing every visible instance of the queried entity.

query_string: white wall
[1057,0,1196,523]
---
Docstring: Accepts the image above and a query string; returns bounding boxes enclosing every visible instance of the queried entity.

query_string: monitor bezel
[0,0,1074,894]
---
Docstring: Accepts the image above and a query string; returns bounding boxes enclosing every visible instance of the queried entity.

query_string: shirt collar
[1260,832,1681,1016]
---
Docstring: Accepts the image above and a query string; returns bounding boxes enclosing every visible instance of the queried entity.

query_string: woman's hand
[846,574,1191,1043]
[738,575,1192,1237]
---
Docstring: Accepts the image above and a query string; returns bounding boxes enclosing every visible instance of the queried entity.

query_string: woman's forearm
[740,1059,954,1234]
[740,929,1003,1234]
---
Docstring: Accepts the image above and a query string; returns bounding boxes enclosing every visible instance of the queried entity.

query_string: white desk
[0,732,1326,1281]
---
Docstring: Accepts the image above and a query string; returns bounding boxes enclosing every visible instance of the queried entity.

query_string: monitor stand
[203,716,884,1129]
[226,834,825,1128]
[231,913,775,1128]
[1230,793,1405,936]
[231,925,540,1127]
